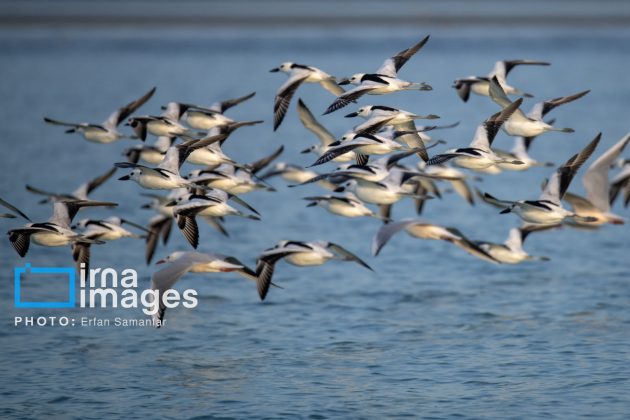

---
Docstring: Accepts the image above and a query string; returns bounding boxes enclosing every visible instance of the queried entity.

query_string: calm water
[1,23,629,418]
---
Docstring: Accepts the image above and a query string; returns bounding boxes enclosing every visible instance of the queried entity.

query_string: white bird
[255,240,373,300]
[73,216,148,241]
[475,227,549,264]
[187,146,283,195]
[297,99,355,163]
[184,91,256,130]
[149,251,260,325]
[168,192,260,249]
[43,87,156,143]
[310,132,408,167]
[333,175,432,221]
[270,63,344,130]
[563,133,630,226]
[295,148,428,185]
[25,167,117,204]
[324,35,432,114]
[70,216,149,271]
[7,200,117,269]
[427,99,524,170]
[303,193,384,220]
[0,197,31,220]
[371,219,498,263]
[453,60,549,102]
[344,105,439,124]
[488,77,583,137]
[127,102,195,141]
[115,134,226,190]
[417,161,477,205]
[484,134,601,225]
[124,136,176,165]
[493,121,556,172]
[260,162,338,190]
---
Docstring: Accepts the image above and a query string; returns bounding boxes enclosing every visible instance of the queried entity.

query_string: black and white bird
[71,216,149,270]
[453,60,549,102]
[563,133,630,226]
[484,134,601,225]
[7,200,117,269]
[127,102,195,141]
[324,35,433,114]
[310,132,408,167]
[186,146,283,195]
[492,121,556,172]
[115,134,226,190]
[44,87,156,143]
[26,167,117,204]
[255,240,373,300]
[297,99,356,163]
[149,251,259,326]
[167,191,260,248]
[184,91,257,130]
[303,193,384,220]
[0,197,31,220]
[488,77,585,137]
[345,105,441,162]
[371,219,498,263]
[417,161,477,206]
[427,99,524,170]
[474,227,549,264]
[260,162,338,191]
[270,63,344,130]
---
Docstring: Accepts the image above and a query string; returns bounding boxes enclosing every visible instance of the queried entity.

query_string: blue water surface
[0,22,629,419]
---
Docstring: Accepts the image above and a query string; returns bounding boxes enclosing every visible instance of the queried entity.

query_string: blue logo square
[14,263,76,308]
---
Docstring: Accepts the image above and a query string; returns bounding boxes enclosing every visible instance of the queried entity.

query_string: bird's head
[269,62,292,73]
[156,251,186,265]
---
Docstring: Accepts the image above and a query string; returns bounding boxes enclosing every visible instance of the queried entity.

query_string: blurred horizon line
[1,0,630,28]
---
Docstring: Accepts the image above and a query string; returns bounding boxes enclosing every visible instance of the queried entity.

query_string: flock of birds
[3,34,629,325]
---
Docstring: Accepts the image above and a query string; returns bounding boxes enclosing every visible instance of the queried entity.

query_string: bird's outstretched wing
[539,133,601,203]
[104,86,157,129]
[274,73,309,130]
[377,34,430,77]
[323,86,378,115]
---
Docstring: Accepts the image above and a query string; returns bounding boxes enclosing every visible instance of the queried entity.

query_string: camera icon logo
[14,263,76,308]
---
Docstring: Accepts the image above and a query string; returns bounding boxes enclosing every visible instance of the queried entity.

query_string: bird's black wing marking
[115,87,157,126]
[8,231,31,257]
[426,153,459,165]
[85,167,117,195]
[176,215,199,249]
[324,87,377,115]
[390,34,430,73]
[274,76,308,130]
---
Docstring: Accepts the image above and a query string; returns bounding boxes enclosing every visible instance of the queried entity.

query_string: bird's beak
[344,112,358,118]
[333,186,345,193]
[164,200,177,207]
[118,175,131,181]
[300,147,312,154]
[500,208,511,214]
[306,202,318,207]
[140,203,151,209]
[338,78,350,86]
[155,259,166,265]
[269,67,280,73]
[65,129,75,133]
[160,105,167,110]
